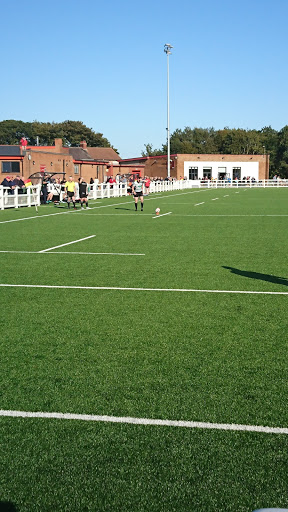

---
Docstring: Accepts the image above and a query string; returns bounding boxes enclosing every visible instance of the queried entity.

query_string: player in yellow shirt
[65,176,76,209]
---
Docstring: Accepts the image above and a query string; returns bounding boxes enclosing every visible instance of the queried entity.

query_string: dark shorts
[134,191,143,198]
[67,191,74,198]
[80,193,88,199]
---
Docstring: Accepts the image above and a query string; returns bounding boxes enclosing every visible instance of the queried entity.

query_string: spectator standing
[108,176,116,188]
[41,174,49,203]
[127,175,133,195]
[1,176,13,193]
[144,176,151,195]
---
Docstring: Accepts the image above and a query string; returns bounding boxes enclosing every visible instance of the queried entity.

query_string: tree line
[0,120,115,151]
[142,126,288,178]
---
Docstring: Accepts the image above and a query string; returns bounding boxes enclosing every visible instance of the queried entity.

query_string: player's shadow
[115,207,133,211]
[223,266,288,287]
[0,502,18,512]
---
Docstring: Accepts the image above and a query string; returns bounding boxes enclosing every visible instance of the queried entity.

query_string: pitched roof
[68,148,94,161]
[86,147,121,161]
[0,146,22,156]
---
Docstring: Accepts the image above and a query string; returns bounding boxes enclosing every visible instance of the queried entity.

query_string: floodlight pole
[164,44,173,178]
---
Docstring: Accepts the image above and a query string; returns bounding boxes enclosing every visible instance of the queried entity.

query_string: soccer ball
[155,208,160,215]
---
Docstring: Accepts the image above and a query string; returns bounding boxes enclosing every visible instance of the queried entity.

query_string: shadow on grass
[0,503,18,512]
[223,266,288,287]
[115,207,134,211]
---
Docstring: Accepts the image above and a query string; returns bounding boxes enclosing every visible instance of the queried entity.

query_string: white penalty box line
[0,409,287,435]
[0,235,145,256]
[38,235,96,253]
[1,283,288,295]
[152,212,172,219]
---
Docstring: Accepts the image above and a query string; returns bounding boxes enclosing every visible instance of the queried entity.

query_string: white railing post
[28,187,32,207]
[37,184,41,206]
[14,187,19,208]
[0,186,3,210]
[92,182,96,200]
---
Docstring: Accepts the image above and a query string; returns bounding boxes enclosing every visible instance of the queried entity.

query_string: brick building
[119,153,270,181]
[0,139,269,183]
[0,139,121,184]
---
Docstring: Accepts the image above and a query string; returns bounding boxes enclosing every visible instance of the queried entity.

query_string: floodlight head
[164,43,173,54]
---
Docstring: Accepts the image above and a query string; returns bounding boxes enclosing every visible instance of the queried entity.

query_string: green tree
[168,127,217,154]
[274,125,288,177]
[0,120,115,150]
[141,143,164,156]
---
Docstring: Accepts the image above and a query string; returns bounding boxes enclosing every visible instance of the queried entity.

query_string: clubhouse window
[203,167,212,179]
[189,167,198,180]
[233,167,241,179]
[2,161,20,173]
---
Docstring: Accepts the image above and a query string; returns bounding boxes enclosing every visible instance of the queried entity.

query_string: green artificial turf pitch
[0,188,287,511]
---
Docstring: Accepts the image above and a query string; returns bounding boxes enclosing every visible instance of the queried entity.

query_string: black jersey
[79,181,88,195]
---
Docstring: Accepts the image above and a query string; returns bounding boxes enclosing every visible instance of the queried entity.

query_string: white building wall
[183,161,259,180]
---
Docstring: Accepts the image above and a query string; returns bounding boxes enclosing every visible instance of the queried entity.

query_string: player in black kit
[79,178,90,209]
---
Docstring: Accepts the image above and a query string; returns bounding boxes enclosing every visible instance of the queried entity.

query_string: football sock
[135,203,137,211]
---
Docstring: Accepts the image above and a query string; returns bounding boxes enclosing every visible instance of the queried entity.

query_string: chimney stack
[54,138,63,150]
[80,140,87,150]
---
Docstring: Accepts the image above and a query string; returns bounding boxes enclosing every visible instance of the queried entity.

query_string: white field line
[194,202,205,206]
[83,213,152,216]
[1,283,288,295]
[0,190,209,225]
[0,250,145,256]
[40,213,288,217]
[152,212,172,219]
[38,235,96,253]
[224,195,229,197]
[0,209,77,224]
[168,214,288,217]
[211,198,219,200]
[0,409,287,435]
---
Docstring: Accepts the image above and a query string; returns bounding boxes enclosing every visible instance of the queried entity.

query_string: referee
[132,176,144,211]
[64,176,76,209]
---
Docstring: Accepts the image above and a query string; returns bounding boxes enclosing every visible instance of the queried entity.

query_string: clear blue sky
[1,0,287,158]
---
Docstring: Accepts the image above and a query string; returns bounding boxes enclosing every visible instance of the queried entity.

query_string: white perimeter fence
[0,184,41,210]
[1,179,288,210]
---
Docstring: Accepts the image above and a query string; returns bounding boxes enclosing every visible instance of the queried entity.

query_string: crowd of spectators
[0,175,26,194]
